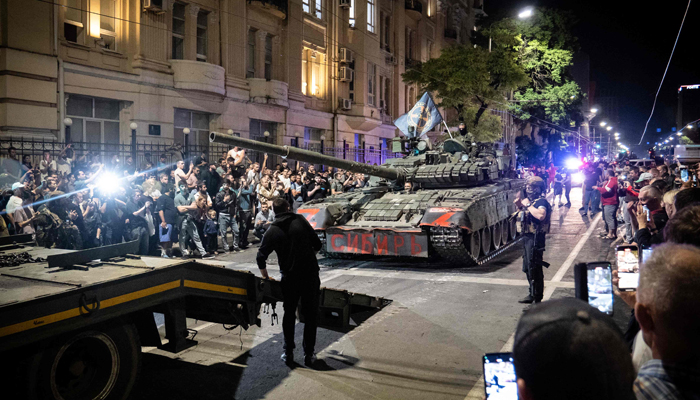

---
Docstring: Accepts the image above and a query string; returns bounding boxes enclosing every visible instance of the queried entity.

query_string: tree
[402,44,528,142]
[680,136,694,145]
[489,9,583,127]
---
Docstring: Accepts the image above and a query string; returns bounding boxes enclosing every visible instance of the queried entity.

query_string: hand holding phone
[574,262,614,315]
[616,245,639,291]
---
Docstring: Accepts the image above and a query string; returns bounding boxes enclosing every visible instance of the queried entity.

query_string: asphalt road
[131,187,630,400]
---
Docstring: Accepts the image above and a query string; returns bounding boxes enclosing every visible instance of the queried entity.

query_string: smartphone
[681,167,689,182]
[616,245,639,291]
[640,246,653,264]
[483,352,518,400]
[574,262,614,315]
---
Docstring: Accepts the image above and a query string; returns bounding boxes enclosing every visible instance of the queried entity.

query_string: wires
[638,0,692,145]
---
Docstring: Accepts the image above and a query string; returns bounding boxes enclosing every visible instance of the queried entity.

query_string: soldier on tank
[515,176,551,304]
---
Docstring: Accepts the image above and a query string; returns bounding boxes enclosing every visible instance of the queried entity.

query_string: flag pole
[443,120,453,139]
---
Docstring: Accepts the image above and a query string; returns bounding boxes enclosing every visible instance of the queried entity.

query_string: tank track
[429,225,522,266]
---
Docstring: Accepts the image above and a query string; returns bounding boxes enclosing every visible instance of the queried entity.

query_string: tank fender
[297,205,333,230]
[419,207,471,232]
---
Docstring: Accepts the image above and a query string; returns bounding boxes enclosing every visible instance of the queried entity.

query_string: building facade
[0,0,482,162]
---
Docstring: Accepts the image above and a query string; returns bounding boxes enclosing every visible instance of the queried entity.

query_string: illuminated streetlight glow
[600,122,607,127]
[677,132,683,136]
[518,7,534,19]
[688,124,694,129]
[590,108,598,113]
[606,126,612,131]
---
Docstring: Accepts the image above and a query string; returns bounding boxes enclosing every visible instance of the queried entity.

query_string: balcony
[248,0,287,19]
[249,78,289,107]
[169,60,225,95]
[405,0,422,19]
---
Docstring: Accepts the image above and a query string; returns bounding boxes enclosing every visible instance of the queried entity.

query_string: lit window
[348,60,355,101]
[99,0,116,50]
[172,3,185,59]
[196,11,208,62]
[349,0,355,27]
[367,0,375,33]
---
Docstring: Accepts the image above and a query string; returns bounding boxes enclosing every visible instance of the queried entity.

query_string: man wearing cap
[513,298,636,400]
[515,176,551,304]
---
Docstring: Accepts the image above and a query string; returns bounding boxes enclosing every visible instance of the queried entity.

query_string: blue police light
[596,144,600,148]
[672,127,677,132]
[647,142,650,145]
[657,128,662,132]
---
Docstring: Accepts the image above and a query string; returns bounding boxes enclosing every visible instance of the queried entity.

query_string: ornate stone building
[0,0,483,157]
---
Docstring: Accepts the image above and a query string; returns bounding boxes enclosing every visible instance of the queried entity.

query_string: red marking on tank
[376,235,388,255]
[411,235,423,256]
[330,234,345,251]
[393,235,405,252]
[423,212,455,227]
[361,233,373,254]
[297,208,320,220]
[347,233,358,251]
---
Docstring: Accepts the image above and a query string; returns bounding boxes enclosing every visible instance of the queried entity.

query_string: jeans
[603,204,618,233]
[218,212,239,251]
[179,217,206,256]
[564,185,571,205]
[522,232,545,302]
[254,224,270,240]
[238,210,253,247]
[130,226,150,255]
[580,189,601,215]
[623,202,634,242]
[281,274,320,356]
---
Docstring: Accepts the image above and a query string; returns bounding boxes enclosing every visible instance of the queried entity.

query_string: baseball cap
[513,298,635,400]
[11,182,24,191]
[636,172,654,182]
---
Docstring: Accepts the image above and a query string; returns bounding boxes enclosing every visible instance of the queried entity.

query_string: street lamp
[600,122,607,127]
[590,108,598,113]
[130,122,138,162]
[227,129,234,135]
[183,127,191,157]
[518,7,534,19]
[63,117,73,143]
[263,130,270,143]
[320,135,326,155]
[688,124,694,129]
[606,126,612,131]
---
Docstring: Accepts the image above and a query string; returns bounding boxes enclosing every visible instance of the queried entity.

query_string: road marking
[465,203,601,400]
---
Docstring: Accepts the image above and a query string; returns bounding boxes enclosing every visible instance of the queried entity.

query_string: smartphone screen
[641,247,653,264]
[587,262,613,315]
[483,353,518,400]
[681,168,689,182]
[617,245,639,290]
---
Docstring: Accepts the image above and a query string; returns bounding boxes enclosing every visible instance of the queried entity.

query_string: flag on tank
[394,92,443,138]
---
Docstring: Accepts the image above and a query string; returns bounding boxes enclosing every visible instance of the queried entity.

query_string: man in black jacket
[215,179,240,252]
[256,198,322,367]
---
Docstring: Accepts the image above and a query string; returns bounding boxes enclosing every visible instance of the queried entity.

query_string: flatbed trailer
[0,238,387,400]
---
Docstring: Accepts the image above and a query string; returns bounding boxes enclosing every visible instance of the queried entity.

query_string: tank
[210,131,526,266]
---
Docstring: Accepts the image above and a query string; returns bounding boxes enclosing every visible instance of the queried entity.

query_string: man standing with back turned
[256,198,322,367]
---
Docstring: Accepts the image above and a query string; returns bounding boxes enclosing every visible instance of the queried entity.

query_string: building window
[247,28,256,78]
[427,39,434,59]
[405,28,414,60]
[379,76,390,114]
[349,0,355,27]
[315,0,322,19]
[174,109,211,149]
[303,0,322,19]
[380,13,391,52]
[172,3,186,60]
[302,0,310,13]
[99,0,116,50]
[250,119,278,163]
[367,0,376,33]
[367,62,376,106]
[64,0,84,44]
[303,49,325,98]
[348,60,355,101]
[66,95,121,149]
[196,10,208,62]
[264,34,273,80]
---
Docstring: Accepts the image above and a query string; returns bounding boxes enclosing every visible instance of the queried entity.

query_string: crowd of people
[510,156,700,400]
[0,144,370,258]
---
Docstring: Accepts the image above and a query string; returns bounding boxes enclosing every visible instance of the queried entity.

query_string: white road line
[465,202,601,400]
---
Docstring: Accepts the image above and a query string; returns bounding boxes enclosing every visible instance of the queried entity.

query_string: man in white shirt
[39,150,57,182]
[56,145,73,176]
[174,160,194,193]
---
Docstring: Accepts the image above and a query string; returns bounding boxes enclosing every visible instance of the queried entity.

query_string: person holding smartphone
[515,176,551,305]
[634,186,668,248]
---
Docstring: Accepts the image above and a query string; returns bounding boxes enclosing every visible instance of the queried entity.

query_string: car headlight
[572,172,584,184]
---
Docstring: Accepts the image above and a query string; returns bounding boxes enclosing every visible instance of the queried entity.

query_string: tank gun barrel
[210,131,405,181]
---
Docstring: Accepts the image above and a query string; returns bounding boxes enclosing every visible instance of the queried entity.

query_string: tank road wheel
[492,223,502,250]
[469,231,481,258]
[500,220,509,246]
[29,322,141,400]
[480,226,492,256]
[509,217,518,241]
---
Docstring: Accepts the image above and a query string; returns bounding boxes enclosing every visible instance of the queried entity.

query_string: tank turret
[210,132,405,182]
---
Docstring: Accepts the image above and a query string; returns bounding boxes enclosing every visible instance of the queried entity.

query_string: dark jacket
[633,209,669,248]
[256,212,322,278]
[215,189,237,215]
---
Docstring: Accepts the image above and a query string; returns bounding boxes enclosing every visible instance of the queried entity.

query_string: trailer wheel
[30,322,141,400]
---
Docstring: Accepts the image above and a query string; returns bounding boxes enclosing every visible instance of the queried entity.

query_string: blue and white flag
[393,92,443,138]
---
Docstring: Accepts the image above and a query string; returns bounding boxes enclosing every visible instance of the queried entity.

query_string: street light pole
[130,122,138,162]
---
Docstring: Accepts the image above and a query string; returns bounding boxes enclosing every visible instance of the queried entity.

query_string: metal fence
[0,137,402,172]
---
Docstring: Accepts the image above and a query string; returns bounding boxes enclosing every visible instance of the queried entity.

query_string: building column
[185,4,200,60]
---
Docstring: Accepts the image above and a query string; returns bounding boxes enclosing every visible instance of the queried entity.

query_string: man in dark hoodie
[256,198,322,367]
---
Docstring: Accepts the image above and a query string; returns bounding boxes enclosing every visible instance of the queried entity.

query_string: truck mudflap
[324,228,429,257]
[419,207,470,230]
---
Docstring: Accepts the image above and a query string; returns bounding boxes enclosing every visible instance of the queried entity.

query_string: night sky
[486,0,699,155]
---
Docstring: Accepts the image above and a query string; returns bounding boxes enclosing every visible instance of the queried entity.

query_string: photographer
[634,186,667,248]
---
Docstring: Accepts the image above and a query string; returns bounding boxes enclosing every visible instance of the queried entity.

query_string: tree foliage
[402,44,528,142]
[680,136,694,145]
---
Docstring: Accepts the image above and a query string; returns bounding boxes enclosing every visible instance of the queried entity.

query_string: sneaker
[202,253,215,259]
[232,247,242,253]
[565,203,572,208]
[281,352,294,365]
[161,252,170,258]
[182,249,190,257]
[518,295,534,304]
[304,353,317,367]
